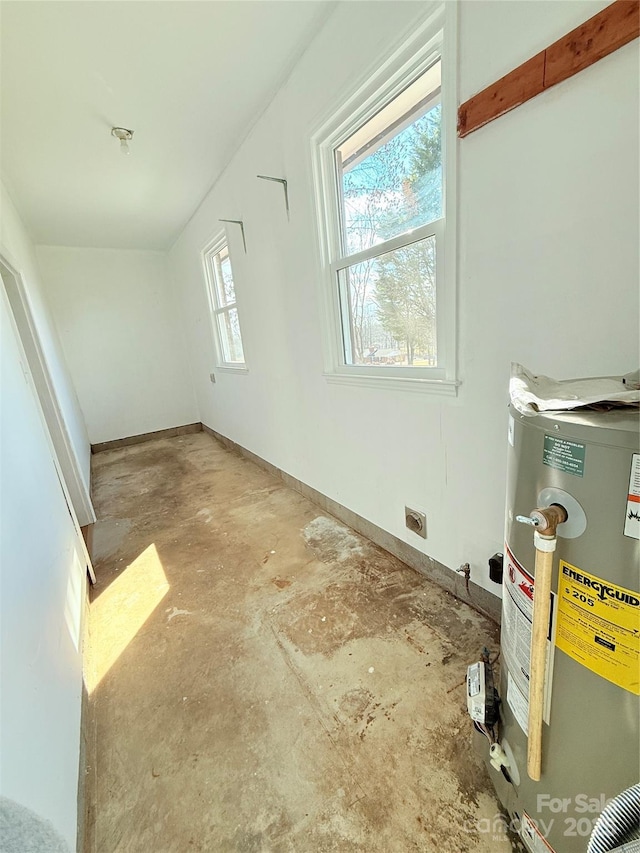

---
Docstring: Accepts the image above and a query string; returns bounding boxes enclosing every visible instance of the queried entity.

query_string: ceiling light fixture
[111,126,134,155]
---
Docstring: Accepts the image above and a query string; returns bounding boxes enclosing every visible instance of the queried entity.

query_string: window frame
[311,5,458,394]
[201,234,247,372]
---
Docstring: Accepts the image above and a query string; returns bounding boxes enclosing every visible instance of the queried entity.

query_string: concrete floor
[84,431,513,852]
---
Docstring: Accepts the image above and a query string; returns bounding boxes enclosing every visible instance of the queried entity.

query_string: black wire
[501,766,513,784]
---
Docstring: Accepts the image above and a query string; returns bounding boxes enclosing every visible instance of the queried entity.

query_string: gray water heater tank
[489,406,639,853]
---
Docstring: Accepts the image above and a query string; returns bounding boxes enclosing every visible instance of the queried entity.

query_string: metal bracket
[257,175,289,220]
[219,219,246,253]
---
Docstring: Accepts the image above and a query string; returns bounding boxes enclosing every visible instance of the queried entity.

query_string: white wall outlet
[405,507,427,539]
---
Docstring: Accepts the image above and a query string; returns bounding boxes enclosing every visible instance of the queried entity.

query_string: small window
[203,240,245,368]
[314,26,456,391]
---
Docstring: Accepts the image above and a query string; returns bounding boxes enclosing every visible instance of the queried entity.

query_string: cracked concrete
[83,431,512,852]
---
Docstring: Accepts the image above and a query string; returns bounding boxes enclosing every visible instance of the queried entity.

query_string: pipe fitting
[457,563,471,594]
[532,504,567,536]
[489,742,510,772]
[517,504,568,537]
[534,530,558,552]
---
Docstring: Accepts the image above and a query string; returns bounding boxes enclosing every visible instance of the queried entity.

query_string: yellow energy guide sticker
[556,561,640,695]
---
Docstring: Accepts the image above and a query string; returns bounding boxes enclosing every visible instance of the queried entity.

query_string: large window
[203,239,245,368]
[314,20,456,391]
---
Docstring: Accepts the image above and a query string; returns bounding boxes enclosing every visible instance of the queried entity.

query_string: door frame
[0,247,96,582]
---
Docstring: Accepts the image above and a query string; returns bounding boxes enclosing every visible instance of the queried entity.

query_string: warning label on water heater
[556,561,640,695]
[624,453,640,540]
[543,435,585,477]
[502,545,555,733]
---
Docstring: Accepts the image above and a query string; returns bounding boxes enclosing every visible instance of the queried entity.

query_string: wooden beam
[457,53,545,138]
[458,0,639,138]
[545,0,640,86]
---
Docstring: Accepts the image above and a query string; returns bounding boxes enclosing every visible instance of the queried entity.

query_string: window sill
[323,372,459,395]
[215,365,249,375]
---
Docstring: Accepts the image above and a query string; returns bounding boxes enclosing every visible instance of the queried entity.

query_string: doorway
[0,252,97,559]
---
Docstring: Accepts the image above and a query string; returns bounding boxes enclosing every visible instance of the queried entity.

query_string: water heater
[481,406,639,853]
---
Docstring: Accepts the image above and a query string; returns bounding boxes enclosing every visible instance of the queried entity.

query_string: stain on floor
[84,431,512,852]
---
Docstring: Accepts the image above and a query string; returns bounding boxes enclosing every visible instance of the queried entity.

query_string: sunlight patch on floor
[85,543,169,695]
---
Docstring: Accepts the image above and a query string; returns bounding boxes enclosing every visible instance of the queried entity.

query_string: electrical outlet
[405,507,427,539]
[209,372,216,384]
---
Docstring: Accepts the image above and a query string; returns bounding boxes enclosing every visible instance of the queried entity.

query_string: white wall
[175,0,639,592]
[169,0,639,594]
[168,0,638,596]
[37,246,198,444]
[1,183,92,516]
[0,283,86,850]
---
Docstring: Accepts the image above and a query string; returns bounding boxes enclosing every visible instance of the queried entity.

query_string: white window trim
[201,233,248,372]
[311,3,458,394]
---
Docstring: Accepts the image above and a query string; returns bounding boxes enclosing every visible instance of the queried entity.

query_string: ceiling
[1,1,333,250]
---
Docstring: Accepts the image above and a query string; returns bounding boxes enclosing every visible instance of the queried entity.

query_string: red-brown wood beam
[545,0,640,85]
[457,53,546,139]
[458,0,639,138]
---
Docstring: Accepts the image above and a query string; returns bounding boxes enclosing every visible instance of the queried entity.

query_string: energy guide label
[555,561,640,695]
